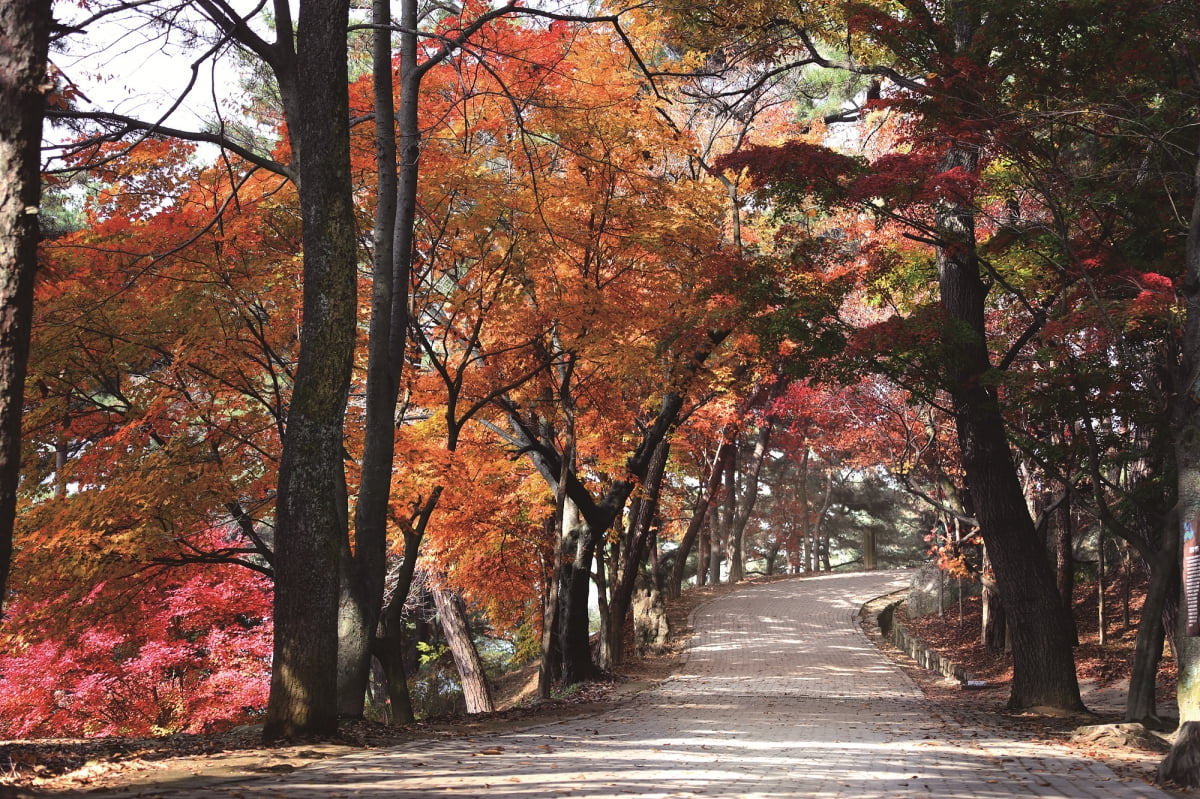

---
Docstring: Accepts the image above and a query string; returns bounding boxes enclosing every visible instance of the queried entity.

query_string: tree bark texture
[726,425,769,584]
[1127,533,1177,727]
[935,137,1082,711]
[605,439,670,666]
[0,0,50,605]
[336,0,411,719]
[432,587,494,714]
[1162,118,1200,785]
[263,0,357,740]
[1056,489,1078,645]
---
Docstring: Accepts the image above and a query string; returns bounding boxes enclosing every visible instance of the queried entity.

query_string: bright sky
[47,0,261,161]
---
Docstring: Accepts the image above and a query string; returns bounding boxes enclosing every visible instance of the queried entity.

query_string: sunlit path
[139,572,1173,798]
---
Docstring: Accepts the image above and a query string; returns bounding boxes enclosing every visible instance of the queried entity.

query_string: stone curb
[868,591,978,686]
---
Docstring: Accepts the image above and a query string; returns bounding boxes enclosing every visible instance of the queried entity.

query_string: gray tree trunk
[264,0,358,740]
[432,587,494,714]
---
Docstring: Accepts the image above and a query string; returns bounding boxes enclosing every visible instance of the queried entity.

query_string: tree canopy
[3,0,1198,754]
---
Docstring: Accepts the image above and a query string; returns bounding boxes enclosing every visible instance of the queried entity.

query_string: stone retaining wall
[876,599,977,685]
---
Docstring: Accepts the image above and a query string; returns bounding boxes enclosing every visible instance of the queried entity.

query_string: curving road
[149,570,1175,798]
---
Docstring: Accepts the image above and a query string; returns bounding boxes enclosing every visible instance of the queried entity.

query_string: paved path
[149,571,1174,798]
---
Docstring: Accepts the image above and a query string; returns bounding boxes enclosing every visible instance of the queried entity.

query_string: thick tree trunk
[432,587,494,714]
[555,498,601,686]
[559,555,598,686]
[0,0,49,604]
[862,528,878,571]
[264,0,358,740]
[1161,128,1200,786]
[539,511,563,699]
[936,135,1082,711]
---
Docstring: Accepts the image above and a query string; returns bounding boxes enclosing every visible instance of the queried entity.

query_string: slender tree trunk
[264,0,358,740]
[595,539,612,669]
[717,447,736,583]
[377,528,421,724]
[0,0,49,605]
[697,516,710,587]
[432,587,494,714]
[814,466,835,572]
[1056,488,1078,645]
[607,440,669,667]
[681,439,734,595]
[669,487,712,599]
[727,425,770,584]
[797,448,814,573]
[337,0,415,718]
[1127,520,1178,727]
[1122,544,1132,630]
[1097,528,1108,646]
[707,484,725,586]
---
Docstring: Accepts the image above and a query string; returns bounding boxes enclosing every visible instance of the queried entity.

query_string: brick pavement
[127,571,1176,798]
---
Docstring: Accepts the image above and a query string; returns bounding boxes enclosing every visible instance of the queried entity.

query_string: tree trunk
[707,497,725,585]
[669,490,710,599]
[264,0,358,740]
[672,443,734,595]
[935,131,1082,711]
[717,446,736,583]
[797,448,815,573]
[595,538,612,669]
[606,440,669,667]
[376,528,421,724]
[432,587,494,714]
[1161,126,1200,786]
[697,516,710,587]
[337,0,416,718]
[0,0,49,604]
[1127,527,1178,727]
[539,512,563,700]
[727,425,770,584]
[863,528,878,571]
[556,503,600,686]
[1056,488,1078,645]
[1097,528,1107,646]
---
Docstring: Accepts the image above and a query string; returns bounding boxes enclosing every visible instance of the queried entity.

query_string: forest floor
[0,572,1182,796]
